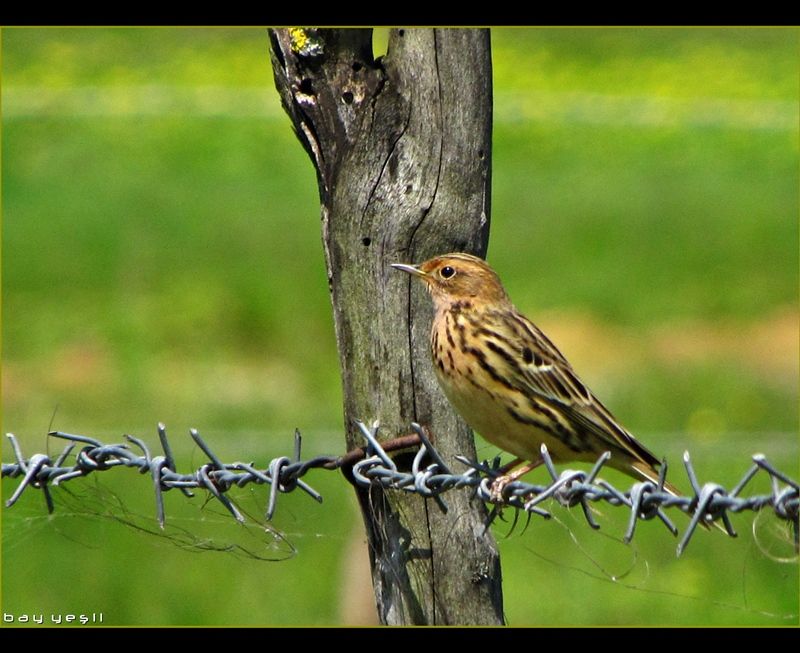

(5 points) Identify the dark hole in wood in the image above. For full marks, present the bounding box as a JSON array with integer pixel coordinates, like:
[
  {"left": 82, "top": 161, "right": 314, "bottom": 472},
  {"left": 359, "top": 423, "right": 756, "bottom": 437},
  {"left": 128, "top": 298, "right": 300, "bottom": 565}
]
[
  {"left": 362, "top": 237, "right": 371, "bottom": 246},
  {"left": 392, "top": 451, "right": 423, "bottom": 473},
  {"left": 342, "top": 91, "right": 354, "bottom": 104},
  {"left": 299, "top": 78, "right": 314, "bottom": 94},
  {"left": 352, "top": 61, "right": 363, "bottom": 72}
]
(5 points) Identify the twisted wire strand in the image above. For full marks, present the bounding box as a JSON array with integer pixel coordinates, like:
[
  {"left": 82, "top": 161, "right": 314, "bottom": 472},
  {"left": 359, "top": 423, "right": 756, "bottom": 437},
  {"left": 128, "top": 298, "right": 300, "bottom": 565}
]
[
  {"left": 3, "top": 420, "right": 797, "bottom": 557},
  {"left": 3, "top": 424, "right": 338, "bottom": 527},
  {"left": 349, "top": 422, "right": 798, "bottom": 556}
]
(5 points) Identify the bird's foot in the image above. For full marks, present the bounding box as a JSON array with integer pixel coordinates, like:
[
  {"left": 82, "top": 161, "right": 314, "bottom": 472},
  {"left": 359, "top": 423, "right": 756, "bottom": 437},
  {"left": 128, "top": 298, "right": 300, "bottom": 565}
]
[
  {"left": 488, "top": 459, "right": 543, "bottom": 503},
  {"left": 489, "top": 475, "right": 515, "bottom": 503}
]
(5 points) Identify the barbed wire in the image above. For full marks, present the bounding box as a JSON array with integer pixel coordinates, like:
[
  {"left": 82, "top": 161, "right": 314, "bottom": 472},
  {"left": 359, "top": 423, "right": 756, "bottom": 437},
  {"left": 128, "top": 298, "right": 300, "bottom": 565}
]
[
  {"left": 3, "top": 421, "right": 798, "bottom": 557},
  {"left": 2, "top": 424, "right": 339, "bottom": 527},
  {"left": 351, "top": 422, "right": 798, "bottom": 556}
]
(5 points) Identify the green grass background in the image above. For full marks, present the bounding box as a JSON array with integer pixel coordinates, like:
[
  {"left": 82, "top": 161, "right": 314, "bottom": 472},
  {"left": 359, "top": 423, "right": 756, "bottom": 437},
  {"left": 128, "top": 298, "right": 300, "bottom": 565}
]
[{"left": 2, "top": 27, "right": 798, "bottom": 626}]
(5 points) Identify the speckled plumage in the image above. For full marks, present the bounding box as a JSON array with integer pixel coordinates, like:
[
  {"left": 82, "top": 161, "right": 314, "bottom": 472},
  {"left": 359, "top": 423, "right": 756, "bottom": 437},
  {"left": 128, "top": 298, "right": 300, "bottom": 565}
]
[{"left": 393, "top": 252, "right": 678, "bottom": 494}]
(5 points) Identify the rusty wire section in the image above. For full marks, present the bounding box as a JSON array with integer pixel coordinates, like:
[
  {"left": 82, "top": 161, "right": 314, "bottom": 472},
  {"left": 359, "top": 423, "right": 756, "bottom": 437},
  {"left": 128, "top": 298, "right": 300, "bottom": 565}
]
[{"left": 3, "top": 420, "right": 798, "bottom": 557}]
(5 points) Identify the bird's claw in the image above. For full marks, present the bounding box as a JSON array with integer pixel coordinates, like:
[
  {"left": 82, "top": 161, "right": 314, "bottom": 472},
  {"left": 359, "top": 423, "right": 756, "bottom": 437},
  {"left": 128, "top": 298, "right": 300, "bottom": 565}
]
[{"left": 489, "top": 475, "right": 514, "bottom": 503}]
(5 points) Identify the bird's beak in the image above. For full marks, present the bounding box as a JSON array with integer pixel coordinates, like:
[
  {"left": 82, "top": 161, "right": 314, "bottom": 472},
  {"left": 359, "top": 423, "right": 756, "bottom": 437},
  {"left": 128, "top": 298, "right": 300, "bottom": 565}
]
[{"left": 391, "top": 262, "right": 428, "bottom": 279}]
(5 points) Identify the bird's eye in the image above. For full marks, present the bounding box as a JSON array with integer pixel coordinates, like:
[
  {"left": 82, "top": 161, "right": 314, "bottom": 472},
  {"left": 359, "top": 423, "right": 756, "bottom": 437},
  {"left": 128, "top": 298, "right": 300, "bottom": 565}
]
[{"left": 440, "top": 266, "right": 456, "bottom": 279}]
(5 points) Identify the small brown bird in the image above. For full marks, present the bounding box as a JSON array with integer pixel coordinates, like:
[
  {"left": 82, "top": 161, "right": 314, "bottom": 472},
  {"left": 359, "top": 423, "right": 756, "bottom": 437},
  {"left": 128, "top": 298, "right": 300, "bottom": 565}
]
[{"left": 392, "top": 252, "right": 682, "bottom": 497}]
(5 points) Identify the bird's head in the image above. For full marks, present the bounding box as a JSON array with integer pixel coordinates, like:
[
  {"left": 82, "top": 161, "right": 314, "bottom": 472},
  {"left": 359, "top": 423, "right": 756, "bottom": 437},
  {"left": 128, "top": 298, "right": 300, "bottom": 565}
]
[{"left": 392, "top": 253, "right": 510, "bottom": 309}]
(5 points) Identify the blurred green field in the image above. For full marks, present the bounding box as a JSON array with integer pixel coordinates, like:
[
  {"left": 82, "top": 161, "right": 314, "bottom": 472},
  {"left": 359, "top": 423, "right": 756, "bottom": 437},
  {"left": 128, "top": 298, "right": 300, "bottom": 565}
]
[{"left": 2, "top": 27, "right": 798, "bottom": 626}]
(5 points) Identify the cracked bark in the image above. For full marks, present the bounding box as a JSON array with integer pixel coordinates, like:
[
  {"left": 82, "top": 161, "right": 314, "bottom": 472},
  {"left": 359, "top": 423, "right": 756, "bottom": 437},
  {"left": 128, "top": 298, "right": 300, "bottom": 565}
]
[{"left": 270, "top": 27, "right": 503, "bottom": 625}]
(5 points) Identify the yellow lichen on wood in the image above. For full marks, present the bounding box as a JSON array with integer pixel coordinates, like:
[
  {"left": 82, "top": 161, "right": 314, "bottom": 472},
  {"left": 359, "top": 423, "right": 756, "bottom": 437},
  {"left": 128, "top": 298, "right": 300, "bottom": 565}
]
[{"left": 289, "top": 28, "right": 323, "bottom": 57}]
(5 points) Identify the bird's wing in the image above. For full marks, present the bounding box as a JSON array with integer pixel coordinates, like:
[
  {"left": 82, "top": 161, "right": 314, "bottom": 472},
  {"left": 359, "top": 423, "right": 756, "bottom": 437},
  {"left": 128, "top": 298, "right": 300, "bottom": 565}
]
[{"left": 483, "top": 309, "right": 661, "bottom": 467}]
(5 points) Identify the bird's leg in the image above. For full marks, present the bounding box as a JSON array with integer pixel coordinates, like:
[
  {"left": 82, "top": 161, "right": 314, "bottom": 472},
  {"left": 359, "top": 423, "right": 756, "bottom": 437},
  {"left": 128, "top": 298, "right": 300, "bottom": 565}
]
[
  {"left": 489, "top": 458, "right": 544, "bottom": 502},
  {"left": 497, "top": 457, "right": 523, "bottom": 475}
]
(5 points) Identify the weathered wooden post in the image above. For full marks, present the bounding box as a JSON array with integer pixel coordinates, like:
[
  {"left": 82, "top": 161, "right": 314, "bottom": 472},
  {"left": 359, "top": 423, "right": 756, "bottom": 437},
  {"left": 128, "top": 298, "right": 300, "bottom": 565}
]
[{"left": 270, "top": 27, "right": 503, "bottom": 625}]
